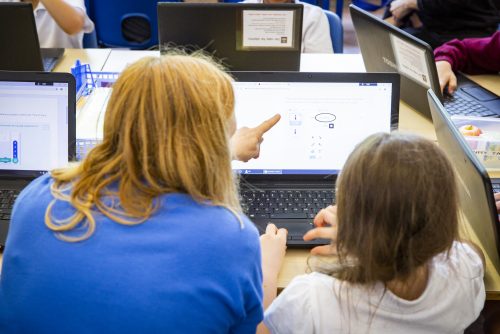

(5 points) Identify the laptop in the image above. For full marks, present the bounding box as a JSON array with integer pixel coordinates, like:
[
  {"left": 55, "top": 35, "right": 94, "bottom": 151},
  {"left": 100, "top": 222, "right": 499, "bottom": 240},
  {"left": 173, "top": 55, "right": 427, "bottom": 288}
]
[
  {"left": 0, "top": 71, "right": 76, "bottom": 248},
  {"left": 427, "top": 90, "right": 500, "bottom": 272},
  {"left": 231, "top": 72, "right": 400, "bottom": 247},
  {"left": 0, "top": 3, "right": 64, "bottom": 72},
  {"left": 157, "top": 3, "right": 303, "bottom": 71},
  {"left": 350, "top": 5, "right": 500, "bottom": 119}
]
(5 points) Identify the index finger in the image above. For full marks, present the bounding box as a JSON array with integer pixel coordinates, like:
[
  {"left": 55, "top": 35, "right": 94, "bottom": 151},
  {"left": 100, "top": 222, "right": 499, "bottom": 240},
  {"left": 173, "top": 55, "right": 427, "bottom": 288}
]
[
  {"left": 255, "top": 114, "right": 281, "bottom": 136},
  {"left": 313, "top": 205, "right": 337, "bottom": 227}
]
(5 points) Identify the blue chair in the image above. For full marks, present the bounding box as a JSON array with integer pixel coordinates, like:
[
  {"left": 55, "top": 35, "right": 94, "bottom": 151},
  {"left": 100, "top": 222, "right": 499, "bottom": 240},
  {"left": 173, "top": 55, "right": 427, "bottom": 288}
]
[
  {"left": 323, "top": 10, "right": 343, "bottom": 53},
  {"left": 83, "top": 30, "right": 98, "bottom": 48},
  {"left": 83, "top": 0, "right": 97, "bottom": 48},
  {"left": 87, "top": 0, "right": 181, "bottom": 49},
  {"left": 300, "top": 0, "right": 330, "bottom": 10},
  {"left": 352, "top": 0, "right": 390, "bottom": 11}
]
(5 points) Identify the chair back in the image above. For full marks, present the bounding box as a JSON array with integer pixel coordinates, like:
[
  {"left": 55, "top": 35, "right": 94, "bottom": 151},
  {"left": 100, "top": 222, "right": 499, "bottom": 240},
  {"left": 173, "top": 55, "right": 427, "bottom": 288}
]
[
  {"left": 87, "top": 0, "right": 181, "bottom": 49},
  {"left": 323, "top": 10, "right": 343, "bottom": 53},
  {"left": 83, "top": 30, "right": 98, "bottom": 48},
  {"left": 300, "top": 0, "right": 329, "bottom": 10},
  {"left": 352, "top": 0, "right": 390, "bottom": 11}
]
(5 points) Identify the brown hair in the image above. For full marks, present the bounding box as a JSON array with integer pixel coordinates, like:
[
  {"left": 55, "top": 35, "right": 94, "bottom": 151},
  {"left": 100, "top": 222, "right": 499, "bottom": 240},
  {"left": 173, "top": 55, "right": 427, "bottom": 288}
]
[
  {"left": 45, "top": 54, "right": 240, "bottom": 241},
  {"left": 330, "top": 132, "right": 459, "bottom": 284}
]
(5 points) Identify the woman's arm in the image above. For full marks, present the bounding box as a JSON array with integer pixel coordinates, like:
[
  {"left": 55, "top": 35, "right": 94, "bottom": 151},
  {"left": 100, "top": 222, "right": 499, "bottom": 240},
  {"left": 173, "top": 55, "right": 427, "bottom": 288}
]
[
  {"left": 40, "top": 0, "right": 85, "bottom": 35},
  {"left": 257, "top": 224, "right": 287, "bottom": 334},
  {"left": 230, "top": 114, "right": 281, "bottom": 162}
]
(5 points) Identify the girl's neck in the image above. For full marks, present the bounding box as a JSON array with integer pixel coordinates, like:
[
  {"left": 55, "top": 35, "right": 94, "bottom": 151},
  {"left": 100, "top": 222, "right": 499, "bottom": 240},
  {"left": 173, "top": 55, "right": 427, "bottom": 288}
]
[{"left": 385, "top": 264, "right": 429, "bottom": 301}]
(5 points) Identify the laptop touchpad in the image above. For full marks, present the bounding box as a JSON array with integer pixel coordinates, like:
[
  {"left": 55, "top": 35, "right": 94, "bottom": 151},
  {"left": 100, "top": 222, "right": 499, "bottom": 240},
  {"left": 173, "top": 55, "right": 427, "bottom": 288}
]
[{"left": 461, "top": 86, "right": 498, "bottom": 102}]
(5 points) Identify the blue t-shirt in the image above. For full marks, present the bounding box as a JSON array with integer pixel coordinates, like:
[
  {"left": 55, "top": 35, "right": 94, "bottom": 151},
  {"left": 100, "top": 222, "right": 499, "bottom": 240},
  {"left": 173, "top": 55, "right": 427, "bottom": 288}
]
[{"left": 0, "top": 174, "right": 263, "bottom": 333}]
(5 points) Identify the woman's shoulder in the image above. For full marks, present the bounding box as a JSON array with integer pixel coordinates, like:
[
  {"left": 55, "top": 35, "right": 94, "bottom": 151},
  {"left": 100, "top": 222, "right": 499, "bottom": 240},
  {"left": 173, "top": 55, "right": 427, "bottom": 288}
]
[{"left": 16, "top": 173, "right": 53, "bottom": 203}]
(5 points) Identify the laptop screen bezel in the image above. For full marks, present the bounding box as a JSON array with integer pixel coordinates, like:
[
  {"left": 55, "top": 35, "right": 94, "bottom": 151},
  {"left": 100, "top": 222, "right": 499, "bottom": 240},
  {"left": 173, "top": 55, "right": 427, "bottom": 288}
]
[
  {"left": 0, "top": 71, "right": 76, "bottom": 179},
  {"left": 230, "top": 71, "right": 400, "bottom": 182}
]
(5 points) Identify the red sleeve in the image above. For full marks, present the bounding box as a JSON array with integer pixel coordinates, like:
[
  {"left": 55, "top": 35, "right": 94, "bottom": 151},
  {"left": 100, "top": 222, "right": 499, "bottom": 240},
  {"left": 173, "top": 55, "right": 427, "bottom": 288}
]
[{"left": 434, "top": 32, "right": 500, "bottom": 74}]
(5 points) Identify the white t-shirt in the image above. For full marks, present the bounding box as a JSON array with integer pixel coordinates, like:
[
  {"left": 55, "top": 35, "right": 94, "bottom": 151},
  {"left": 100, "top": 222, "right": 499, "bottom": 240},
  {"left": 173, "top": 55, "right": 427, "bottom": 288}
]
[
  {"left": 3, "top": 0, "right": 94, "bottom": 48},
  {"left": 265, "top": 242, "right": 485, "bottom": 334},
  {"left": 242, "top": 0, "right": 333, "bottom": 53}
]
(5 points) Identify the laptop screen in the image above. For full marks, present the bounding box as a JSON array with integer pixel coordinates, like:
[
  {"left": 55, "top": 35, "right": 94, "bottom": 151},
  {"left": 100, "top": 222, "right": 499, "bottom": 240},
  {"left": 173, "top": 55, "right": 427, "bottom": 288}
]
[
  {"left": 232, "top": 79, "right": 395, "bottom": 175},
  {"left": 0, "top": 79, "right": 70, "bottom": 176}
]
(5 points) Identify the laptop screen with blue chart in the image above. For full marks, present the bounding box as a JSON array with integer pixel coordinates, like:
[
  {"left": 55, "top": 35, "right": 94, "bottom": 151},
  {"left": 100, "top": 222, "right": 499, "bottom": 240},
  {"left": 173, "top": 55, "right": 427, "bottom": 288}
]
[
  {"left": 0, "top": 74, "right": 75, "bottom": 177},
  {"left": 0, "top": 71, "right": 75, "bottom": 247},
  {"left": 231, "top": 73, "right": 399, "bottom": 175}
]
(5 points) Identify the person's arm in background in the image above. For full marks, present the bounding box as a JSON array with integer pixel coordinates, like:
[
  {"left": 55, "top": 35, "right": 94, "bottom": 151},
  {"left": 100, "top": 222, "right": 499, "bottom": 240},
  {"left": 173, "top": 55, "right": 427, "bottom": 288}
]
[
  {"left": 40, "top": 0, "right": 86, "bottom": 35},
  {"left": 389, "top": 0, "right": 419, "bottom": 24},
  {"left": 435, "top": 32, "right": 500, "bottom": 93}
]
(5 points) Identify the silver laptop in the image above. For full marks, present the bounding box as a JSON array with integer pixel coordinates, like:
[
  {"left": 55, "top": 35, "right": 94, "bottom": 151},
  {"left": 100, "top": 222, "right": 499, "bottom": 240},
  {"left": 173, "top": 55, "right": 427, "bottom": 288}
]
[
  {"left": 0, "top": 71, "right": 76, "bottom": 248},
  {"left": 351, "top": 4, "right": 500, "bottom": 119},
  {"left": 427, "top": 89, "right": 500, "bottom": 271},
  {"left": 231, "top": 71, "right": 400, "bottom": 247}
]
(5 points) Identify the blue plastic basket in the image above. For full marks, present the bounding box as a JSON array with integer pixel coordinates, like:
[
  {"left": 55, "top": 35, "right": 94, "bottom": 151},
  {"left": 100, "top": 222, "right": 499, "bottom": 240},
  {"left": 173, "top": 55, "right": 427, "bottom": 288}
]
[{"left": 71, "top": 60, "right": 120, "bottom": 99}]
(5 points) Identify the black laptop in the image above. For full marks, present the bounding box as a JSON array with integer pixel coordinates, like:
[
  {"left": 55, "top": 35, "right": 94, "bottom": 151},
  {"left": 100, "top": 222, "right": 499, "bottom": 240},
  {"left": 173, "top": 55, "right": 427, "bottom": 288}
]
[
  {"left": 157, "top": 3, "right": 303, "bottom": 71},
  {"left": 231, "top": 72, "right": 400, "bottom": 247},
  {"left": 0, "top": 71, "right": 76, "bottom": 248},
  {"left": 350, "top": 5, "right": 500, "bottom": 119},
  {"left": 427, "top": 90, "right": 500, "bottom": 271},
  {"left": 0, "top": 3, "right": 64, "bottom": 72}
]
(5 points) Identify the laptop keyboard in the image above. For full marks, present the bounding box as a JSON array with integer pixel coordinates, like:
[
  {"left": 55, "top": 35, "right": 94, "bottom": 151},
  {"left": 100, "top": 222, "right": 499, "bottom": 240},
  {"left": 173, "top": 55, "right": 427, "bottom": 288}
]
[
  {"left": 42, "top": 57, "right": 58, "bottom": 72},
  {"left": 492, "top": 182, "right": 500, "bottom": 193},
  {"left": 241, "top": 189, "right": 335, "bottom": 220},
  {"left": 444, "top": 94, "right": 497, "bottom": 117},
  {"left": 0, "top": 189, "right": 19, "bottom": 221}
]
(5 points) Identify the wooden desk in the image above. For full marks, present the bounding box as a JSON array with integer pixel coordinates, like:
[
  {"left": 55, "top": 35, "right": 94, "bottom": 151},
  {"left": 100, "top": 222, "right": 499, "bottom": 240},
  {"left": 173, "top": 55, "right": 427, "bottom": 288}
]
[
  {"left": 53, "top": 48, "right": 111, "bottom": 73},
  {"left": 1, "top": 50, "right": 499, "bottom": 299}
]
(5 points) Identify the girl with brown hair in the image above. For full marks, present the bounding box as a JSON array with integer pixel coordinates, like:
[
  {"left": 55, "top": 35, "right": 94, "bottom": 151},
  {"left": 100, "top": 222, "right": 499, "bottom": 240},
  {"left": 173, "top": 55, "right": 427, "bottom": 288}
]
[
  {"left": 0, "top": 54, "right": 279, "bottom": 333},
  {"left": 260, "top": 132, "right": 486, "bottom": 333}
]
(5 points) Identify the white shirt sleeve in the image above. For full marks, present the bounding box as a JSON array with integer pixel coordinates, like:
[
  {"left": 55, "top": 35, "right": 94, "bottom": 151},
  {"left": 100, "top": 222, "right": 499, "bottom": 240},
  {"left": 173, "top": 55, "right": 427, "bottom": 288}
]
[
  {"left": 264, "top": 275, "right": 315, "bottom": 334},
  {"left": 63, "top": 0, "right": 94, "bottom": 33},
  {"left": 450, "top": 241, "right": 485, "bottom": 319},
  {"left": 300, "top": 3, "right": 333, "bottom": 54}
]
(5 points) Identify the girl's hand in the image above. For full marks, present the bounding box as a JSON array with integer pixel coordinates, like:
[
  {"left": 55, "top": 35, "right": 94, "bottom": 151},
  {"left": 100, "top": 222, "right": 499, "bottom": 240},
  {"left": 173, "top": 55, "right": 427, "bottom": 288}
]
[
  {"left": 303, "top": 205, "right": 338, "bottom": 256},
  {"left": 436, "top": 61, "right": 457, "bottom": 95},
  {"left": 260, "top": 223, "right": 287, "bottom": 279},
  {"left": 495, "top": 192, "right": 500, "bottom": 213}
]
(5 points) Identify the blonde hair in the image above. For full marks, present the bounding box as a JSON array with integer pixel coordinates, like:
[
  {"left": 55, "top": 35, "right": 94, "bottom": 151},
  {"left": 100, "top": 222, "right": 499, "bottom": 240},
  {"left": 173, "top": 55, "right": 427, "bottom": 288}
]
[
  {"left": 45, "top": 54, "right": 240, "bottom": 241},
  {"left": 324, "top": 132, "right": 459, "bottom": 284}
]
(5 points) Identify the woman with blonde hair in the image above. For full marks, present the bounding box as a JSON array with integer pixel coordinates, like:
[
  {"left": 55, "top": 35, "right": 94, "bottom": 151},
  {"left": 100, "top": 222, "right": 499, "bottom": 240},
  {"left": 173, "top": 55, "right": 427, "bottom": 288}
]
[
  {"left": 0, "top": 54, "right": 278, "bottom": 333},
  {"left": 260, "top": 132, "right": 486, "bottom": 333}
]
